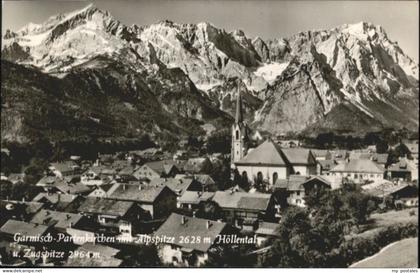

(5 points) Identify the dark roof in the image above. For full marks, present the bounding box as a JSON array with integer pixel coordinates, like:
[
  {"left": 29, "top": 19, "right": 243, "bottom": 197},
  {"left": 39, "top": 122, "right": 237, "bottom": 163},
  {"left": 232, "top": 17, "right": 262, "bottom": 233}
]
[
  {"left": 108, "top": 183, "right": 173, "bottom": 203},
  {"left": 236, "top": 139, "right": 286, "bottom": 166},
  {"left": 78, "top": 197, "right": 134, "bottom": 217},
  {"left": 30, "top": 209, "right": 83, "bottom": 229},
  {"left": 0, "top": 219, "right": 49, "bottom": 237},
  {"left": 212, "top": 191, "right": 271, "bottom": 211},
  {"left": 154, "top": 213, "right": 227, "bottom": 252}
]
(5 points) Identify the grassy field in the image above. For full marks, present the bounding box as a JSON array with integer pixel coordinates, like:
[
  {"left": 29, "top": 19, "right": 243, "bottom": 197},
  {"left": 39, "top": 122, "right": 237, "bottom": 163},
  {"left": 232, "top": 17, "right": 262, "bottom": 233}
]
[
  {"left": 348, "top": 208, "right": 418, "bottom": 240},
  {"left": 350, "top": 237, "right": 418, "bottom": 268}
]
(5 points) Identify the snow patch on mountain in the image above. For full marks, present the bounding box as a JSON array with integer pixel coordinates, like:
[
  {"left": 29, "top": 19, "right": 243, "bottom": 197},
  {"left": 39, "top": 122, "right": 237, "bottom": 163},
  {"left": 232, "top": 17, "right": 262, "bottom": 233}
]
[{"left": 254, "top": 62, "right": 289, "bottom": 84}]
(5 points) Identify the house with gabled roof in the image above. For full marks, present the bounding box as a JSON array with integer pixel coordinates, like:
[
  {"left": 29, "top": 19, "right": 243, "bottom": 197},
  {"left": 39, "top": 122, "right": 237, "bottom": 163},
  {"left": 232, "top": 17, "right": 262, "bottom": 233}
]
[
  {"left": 175, "top": 174, "right": 217, "bottom": 192},
  {"left": 81, "top": 165, "right": 117, "bottom": 186},
  {"left": 362, "top": 180, "right": 418, "bottom": 208},
  {"left": 387, "top": 158, "right": 416, "bottom": 181},
  {"left": 147, "top": 178, "right": 197, "bottom": 198},
  {"left": 49, "top": 161, "right": 81, "bottom": 178},
  {"left": 326, "top": 150, "right": 348, "bottom": 163},
  {"left": 30, "top": 209, "right": 86, "bottom": 232},
  {"left": 133, "top": 160, "right": 180, "bottom": 181},
  {"left": 212, "top": 190, "right": 274, "bottom": 230},
  {"left": 154, "top": 213, "right": 231, "bottom": 266},
  {"left": 106, "top": 183, "right": 177, "bottom": 219},
  {"left": 78, "top": 197, "right": 148, "bottom": 235},
  {"left": 329, "top": 159, "right": 385, "bottom": 184},
  {"left": 178, "top": 191, "right": 215, "bottom": 210},
  {"left": 0, "top": 219, "right": 52, "bottom": 249},
  {"left": 310, "top": 149, "right": 329, "bottom": 161},
  {"left": 88, "top": 183, "right": 119, "bottom": 198},
  {"left": 274, "top": 175, "right": 331, "bottom": 207},
  {"left": 282, "top": 148, "right": 317, "bottom": 176},
  {"left": 255, "top": 221, "right": 280, "bottom": 246},
  {"left": 32, "top": 193, "right": 84, "bottom": 213},
  {"left": 317, "top": 159, "right": 337, "bottom": 175}
]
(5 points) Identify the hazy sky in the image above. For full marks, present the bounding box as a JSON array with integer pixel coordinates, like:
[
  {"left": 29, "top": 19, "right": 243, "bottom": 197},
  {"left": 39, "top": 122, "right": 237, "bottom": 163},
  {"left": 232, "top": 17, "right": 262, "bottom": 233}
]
[{"left": 2, "top": 0, "right": 419, "bottom": 60}]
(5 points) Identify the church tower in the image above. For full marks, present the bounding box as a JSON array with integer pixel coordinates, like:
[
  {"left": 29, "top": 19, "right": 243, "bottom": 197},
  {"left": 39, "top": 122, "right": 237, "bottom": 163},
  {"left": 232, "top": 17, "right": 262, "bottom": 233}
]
[{"left": 231, "top": 82, "right": 248, "bottom": 167}]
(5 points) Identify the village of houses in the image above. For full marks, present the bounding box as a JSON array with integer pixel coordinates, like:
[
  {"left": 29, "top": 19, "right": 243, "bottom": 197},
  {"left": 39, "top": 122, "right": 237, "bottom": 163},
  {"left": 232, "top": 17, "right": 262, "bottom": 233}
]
[{"left": 0, "top": 93, "right": 418, "bottom": 267}]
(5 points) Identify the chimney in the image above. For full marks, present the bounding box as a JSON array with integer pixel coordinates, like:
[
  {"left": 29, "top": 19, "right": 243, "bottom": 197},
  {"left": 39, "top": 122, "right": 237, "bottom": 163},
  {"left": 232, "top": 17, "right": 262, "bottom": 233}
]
[
  {"left": 139, "top": 185, "right": 142, "bottom": 190},
  {"left": 181, "top": 215, "right": 186, "bottom": 224},
  {"left": 206, "top": 220, "right": 212, "bottom": 229},
  {"left": 22, "top": 197, "right": 25, "bottom": 202},
  {"left": 197, "top": 191, "right": 202, "bottom": 197}
]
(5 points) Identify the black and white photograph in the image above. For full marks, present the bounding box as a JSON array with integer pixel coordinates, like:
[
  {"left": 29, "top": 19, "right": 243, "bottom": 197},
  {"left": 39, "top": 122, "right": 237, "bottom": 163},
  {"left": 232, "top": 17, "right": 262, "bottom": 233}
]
[{"left": 0, "top": 0, "right": 418, "bottom": 270}]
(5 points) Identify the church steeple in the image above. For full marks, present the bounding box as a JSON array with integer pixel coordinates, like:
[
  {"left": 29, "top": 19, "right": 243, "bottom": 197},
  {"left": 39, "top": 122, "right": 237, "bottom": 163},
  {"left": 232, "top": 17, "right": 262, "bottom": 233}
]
[
  {"left": 235, "top": 85, "right": 244, "bottom": 124},
  {"left": 231, "top": 80, "right": 248, "bottom": 167}
]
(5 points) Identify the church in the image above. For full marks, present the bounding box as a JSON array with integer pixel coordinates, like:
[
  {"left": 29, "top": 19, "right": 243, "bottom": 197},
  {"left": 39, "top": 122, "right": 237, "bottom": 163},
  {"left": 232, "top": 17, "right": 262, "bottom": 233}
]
[{"left": 231, "top": 86, "right": 317, "bottom": 186}]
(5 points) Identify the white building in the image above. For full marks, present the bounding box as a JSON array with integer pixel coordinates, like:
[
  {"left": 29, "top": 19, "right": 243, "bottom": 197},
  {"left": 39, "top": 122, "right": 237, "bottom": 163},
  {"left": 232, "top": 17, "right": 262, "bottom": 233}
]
[{"left": 329, "top": 159, "right": 385, "bottom": 184}]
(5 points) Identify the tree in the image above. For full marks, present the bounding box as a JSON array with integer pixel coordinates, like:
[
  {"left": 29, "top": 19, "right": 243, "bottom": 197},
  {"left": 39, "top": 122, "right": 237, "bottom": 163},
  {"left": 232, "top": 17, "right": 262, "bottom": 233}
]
[
  {"left": 196, "top": 200, "right": 223, "bottom": 220},
  {"left": 24, "top": 158, "right": 49, "bottom": 185},
  {"left": 206, "top": 129, "right": 231, "bottom": 154},
  {"left": 375, "top": 140, "right": 389, "bottom": 154}
]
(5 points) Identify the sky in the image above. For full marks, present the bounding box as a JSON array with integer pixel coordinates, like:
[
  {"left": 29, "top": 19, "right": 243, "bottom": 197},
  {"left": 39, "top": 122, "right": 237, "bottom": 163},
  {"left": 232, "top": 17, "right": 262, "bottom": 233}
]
[{"left": 2, "top": 0, "right": 419, "bottom": 60}]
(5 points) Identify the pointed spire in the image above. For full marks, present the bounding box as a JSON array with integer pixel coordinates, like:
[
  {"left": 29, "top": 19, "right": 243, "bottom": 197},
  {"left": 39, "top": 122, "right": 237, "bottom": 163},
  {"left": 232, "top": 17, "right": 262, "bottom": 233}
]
[{"left": 235, "top": 80, "right": 243, "bottom": 124}]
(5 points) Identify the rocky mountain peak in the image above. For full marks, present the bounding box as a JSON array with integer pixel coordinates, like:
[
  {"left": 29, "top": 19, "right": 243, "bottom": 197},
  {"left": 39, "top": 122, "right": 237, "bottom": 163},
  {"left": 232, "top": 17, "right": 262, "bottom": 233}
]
[{"left": 2, "top": 5, "right": 418, "bottom": 139}]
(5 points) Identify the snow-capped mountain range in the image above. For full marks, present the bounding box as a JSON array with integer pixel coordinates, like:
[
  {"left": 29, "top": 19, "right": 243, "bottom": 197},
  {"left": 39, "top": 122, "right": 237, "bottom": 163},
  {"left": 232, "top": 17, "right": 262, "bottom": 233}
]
[{"left": 2, "top": 4, "right": 418, "bottom": 142}]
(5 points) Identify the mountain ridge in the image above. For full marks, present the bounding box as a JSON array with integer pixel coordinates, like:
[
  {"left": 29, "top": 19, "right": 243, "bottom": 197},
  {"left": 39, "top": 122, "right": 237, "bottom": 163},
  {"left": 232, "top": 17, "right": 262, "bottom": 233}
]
[{"left": 2, "top": 4, "right": 418, "bottom": 144}]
